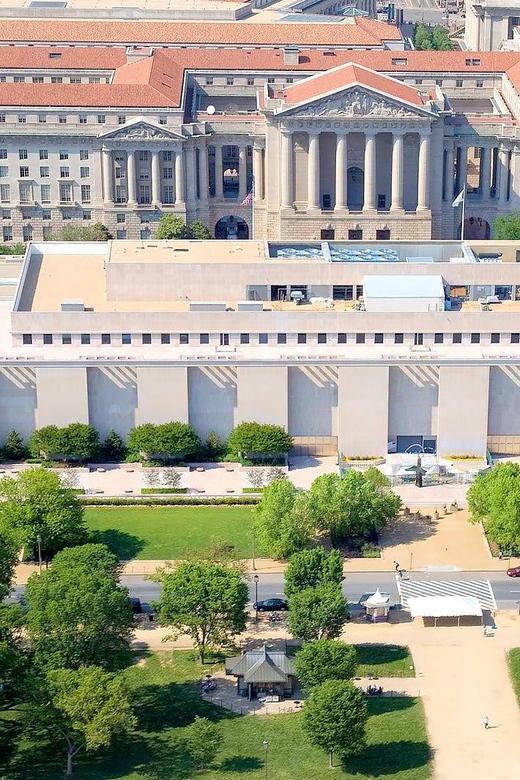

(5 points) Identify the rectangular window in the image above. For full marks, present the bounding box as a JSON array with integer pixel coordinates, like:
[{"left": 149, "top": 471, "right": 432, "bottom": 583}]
[
  {"left": 18, "top": 115, "right": 26, "bottom": 124},
  {"left": 162, "top": 151, "right": 173, "bottom": 162},
  {"left": 0, "top": 150, "right": 6, "bottom": 159},
  {"left": 205, "top": 77, "right": 213, "bottom": 85},
  {"left": 259, "top": 333, "right": 268, "bottom": 345},
  {"left": 0, "top": 167, "right": 8, "bottom": 178},
  {"left": 338, "top": 333, "right": 347, "bottom": 344},
  {"left": 62, "top": 334, "right": 72, "bottom": 345},
  {"left": 297, "top": 333, "right": 307, "bottom": 344},
  {"left": 317, "top": 333, "right": 327, "bottom": 344},
  {"left": 43, "top": 333, "right": 53, "bottom": 345},
  {"left": 356, "top": 333, "right": 365, "bottom": 344},
  {"left": 394, "top": 333, "right": 404, "bottom": 344},
  {"left": 101, "top": 333, "right": 111, "bottom": 345},
  {"left": 277, "top": 333, "right": 287, "bottom": 345},
  {"left": 51, "top": 77, "right": 63, "bottom": 84},
  {"left": 0, "top": 185, "right": 10, "bottom": 203},
  {"left": 116, "top": 229, "right": 126, "bottom": 240},
  {"left": 33, "top": 76, "right": 44, "bottom": 83},
  {"left": 374, "top": 333, "right": 384, "bottom": 344},
  {"left": 81, "top": 334, "right": 90, "bottom": 345},
  {"left": 476, "top": 79, "right": 484, "bottom": 88},
  {"left": 39, "top": 150, "right": 48, "bottom": 160},
  {"left": 490, "top": 333, "right": 500, "bottom": 344},
  {"left": 453, "top": 333, "right": 462, "bottom": 344},
  {"left": 0, "top": 116, "right": 5, "bottom": 124},
  {"left": 80, "top": 185, "right": 91, "bottom": 203},
  {"left": 80, "top": 167, "right": 90, "bottom": 178},
  {"left": 59, "top": 183, "right": 72, "bottom": 202},
  {"left": 58, "top": 114, "right": 67, "bottom": 124},
  {"left": 226, "top": 76, "right": 234, "bottom": 85},
  {"left": 89, "top": 77, "right": 100, "bottom": 84},
  {"left": 200, "top": 333, "right": 209, "bottom": 345},
  {"left": 97, "top": 115, "right": 106, "bottom": 124},
  {"left": 376, "top": 229, "right": 390, "bottom": 240},
  {"left": 79, "top": 115, "right": 87, "bottom": 124},
  {"left": 2, "top": 226, "right": 12, "bottom": 241},
  {"left": 160, "top": 333, "right": 171, "bottom": 345},
  {"left": 122, "top": 334, "right": 131, "bottom": 345},
  {"left": 42, "top": 209, "right": 51, "bottom": 220},
  {"left": 60, "top": 167, "right": 69, "bottom": 178},
  {"left": 436, "top": 78, "right": 443, "bottom": 86},
  {"left": 19, "top": 149, "right": 27, "bottom": 160},
  {"left": 240, "top": 333, "right": 250, "bottom": 344},
  {"left": 247, "top": 77, "right": 255, "bottom": 85},
  {"left": 38, "top": 114, "right": 47, "bottom": 124},
  {"left": 434, "top": 333, "right": 444, "bottom": 344},
  {"left": 471, "top": 333, "right": 480, "bottom": 344},
  {"left": 14, "top": 77, "right": 25, "bottom": 83},
  {"left": 456, "top": 79, "right": 463, "bottom": 87},
  {"left": 118, "top": 116, "right": 126, "bottom": 125},
  {"left": 22, "top": 334, "right": 32, "bottom": 345},
  {"left": 80, "top": 150, "right": 89, "bottom": 160},
  {"left": 1, "top": 209, "right": 10, "bottom": 219},
  {"left": 70, "top": 77, "right": 81, "bottom": 84},
  {"left": 22, "top": 225, "right": 32, "bottom": 241},
  {"left": 163, "top": 167, "right": 173, "bottom": 179},
  {"left": 158, "top": 118, "right": 167, "bottom": 125},
  {"left": 116, "top": 213, "right": 126, "bottom": 223},
  {"left": 142, "top": 333, "right": 152, "bottom": 345},
  {"left": 19, "top": 182, "right": 31, "bottom": 203},
  {"left": 19, "top": 166, "right": 29, "bottom": 178},
  {"left": 162, "top": 185, "right": 174, "bottom": 205},
  {"left": 59, "top": 151, "right": 68, "bottom": 160},
  {"left": 512, "top": 333, "right": 520, "bottom": 344},
  {"left": 414, "top": 333, "right": 424, "bottom": 346},
  {"left": 180, "top": 333, "right": 189, "bottom": 345},
  {"left": 349, "top": 229, "right": 362, "bottom": 240},
  {"left": 40, "top": 184, "right": 51, "bottom": 203},
  {"left": 42, "top": 225, "right": 52, "bottom": 240}
]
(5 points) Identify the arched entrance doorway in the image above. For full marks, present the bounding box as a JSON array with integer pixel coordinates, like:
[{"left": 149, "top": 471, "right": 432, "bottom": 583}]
[
  {"left": 463, "top": 217, "right": 490, "bottom": 239},
  {"left": 215, "top": 215, "right": 249, "bottom": 240},
  {"left": 347, "top": 166, "right": 364, "bottom": 211}
]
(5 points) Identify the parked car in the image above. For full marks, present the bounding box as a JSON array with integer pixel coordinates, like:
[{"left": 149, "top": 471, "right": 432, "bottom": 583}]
[
  {"left": 253, "top": 598, "right": 288, "bottom": 612},
  {"left": 507, "top": 566, "right": 520, "bottom": 578}
]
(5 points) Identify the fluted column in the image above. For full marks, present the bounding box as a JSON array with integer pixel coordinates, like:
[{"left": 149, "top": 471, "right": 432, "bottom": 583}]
[
  {"left": 307, "top": 131, "right": 320, "bottom": 211},
  {"left": 498, "top": 146, "right": 509, "bottom": 202},
  {"left": 127, "top": 150, "right": 136, "bottom": 205},
  {"left": 215, "top": 144, "right": 224, "bottom": 199},
  {"left": 363, "top": 131, "right": 376, "bottom": 211},
  {"left": 457, "top": 145, "right": 467, "bottom": 194},
  {"left": 238, "top": 146, "right": 248, "bottom": 201},
  {"left": 253, "top": 141, "right": 264, "bottom": 201},
  {"left": 199, "top": 145, "right": 209, "bottom": 201},
  {"left": 102, "top": 148, "right": 113, "bottom": 206},
  {"left": 151, "top": 149, "right": 161, "bottom": 206},
  {"left": 185, "top": 146, "right": 196, "bottom": 205},
  {"left": 417, "top": 131, "right": 431, "bottom": 211},
  {"left": 175, "top": 149, "right": 185, "bottom": 206},
  {"left": 390, "top": 132, "right": 404, "bottom": 211},
  {"left": 281, "top": 131, "right": 293, "bottom": 209},
  {"left": 334, "top": 133, "right": 347, "bottom": 211},
  {"left": 480, "top": 146, "right": 492, "bottom": 200},
  {"left": 443, "top": 145, "right": 454, "bottom": 202}
]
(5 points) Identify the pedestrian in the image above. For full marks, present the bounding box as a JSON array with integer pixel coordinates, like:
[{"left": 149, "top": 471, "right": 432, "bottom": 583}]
[
  {"left": 482, "top": 624, "right": 487, "bottom": 637},
  {"left": 483, "top": 716, "right": 489, "bottom": 729},
  {"left": 394, "top": 560, "right": 400, "bottom": 572}
]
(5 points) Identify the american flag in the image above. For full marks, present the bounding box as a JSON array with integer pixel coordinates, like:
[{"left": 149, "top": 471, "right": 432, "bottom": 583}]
[{"left": 241, "top": 190, "right": 253, "bottom": 205}]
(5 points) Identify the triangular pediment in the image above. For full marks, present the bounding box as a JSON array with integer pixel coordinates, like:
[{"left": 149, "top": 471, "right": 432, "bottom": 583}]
[
  {"left": 277, "top": 86, "right": 432, "bottom": 119},
  {"left": 98, "top": 118, "right": 184, "bottom": 142}
]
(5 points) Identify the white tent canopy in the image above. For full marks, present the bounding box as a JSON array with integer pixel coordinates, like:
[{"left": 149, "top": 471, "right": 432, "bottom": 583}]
[
  {"left": 365, "top": 588, "right": 390, "bottom": 607},
  {"left": 408, "top": 595, "right": 483, "bottom": 621}
]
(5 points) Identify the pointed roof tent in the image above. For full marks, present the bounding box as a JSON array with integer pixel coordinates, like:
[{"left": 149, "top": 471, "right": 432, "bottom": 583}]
[
  {"left": 226, "top": 645, "right": 296, "bottom": 683},
  {"left": 280, "top": 62, "right": 425, "bottom": 109},
  {"left": 365, "top": 588, "right": 390, "bottom": 607}
]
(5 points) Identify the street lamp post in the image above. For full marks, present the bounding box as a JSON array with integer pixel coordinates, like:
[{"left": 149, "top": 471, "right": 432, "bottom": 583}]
[
  {"left": 262, "top": 740, "right": 269, "bottom": 780},
  {"left": 36, "top": 534, "right": 42, "bottom": 574},
  {"left": 254, "top": 574, "right": 259, "bottom": 622}
]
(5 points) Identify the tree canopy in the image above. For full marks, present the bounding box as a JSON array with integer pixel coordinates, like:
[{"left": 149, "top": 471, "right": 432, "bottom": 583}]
[
  {"left": 302, "top": 679, "right": 367, "bottom": 768},
  {"left": 159, "top": 561, "right": 248, "bottom": 662},
  {"left": 467, "top": 462, "right": 520, "bottom": 551},
  {"left": 126, "top": 422, "right": 202, "bottom": 462},
  {"left": 155, "top": 214, "right": 187, "bottom": 239},
  {"left": 188, "top": 220, "right": 212, "bottom": 240},
  {"left": 295, "top": 639, "right": 357, "bottom": 690},
  {"left": 227, "top": 422, "right": 293, "bottom": 459},
  {"left": 25, "top": 543, "right": 133, "bottom": 671},
  {"left": 254, "top": 479, "right": 313, "bottom": 559},
  {"left": 287, "top": 584, "right": 349, "bottom": 641},
  {"left": 0, "top": 468, "right": 86, "bottom": 560},
  {"left": 284, "top": 547, "right": 344, "bottom": 597},
  {"left": 52, "top": 222, "right": 112, "bottom": 241},
  {"left": 414, "top": 23, "right": 451, "bottom": 50},
  {"left": 185, "top": 716, "right": 223, "bottom": 770},
  {"left": 32, "top": 666, "right": 136, "bottom": 777},
  {"left": 494, "top": 213, "right": 520, "bottom": 240},
  {"left": 29, "top": 423, "right": 100, "bottom": 462},
  {"left": 3, "top": 430, "right": 27, "bottom": 460}
]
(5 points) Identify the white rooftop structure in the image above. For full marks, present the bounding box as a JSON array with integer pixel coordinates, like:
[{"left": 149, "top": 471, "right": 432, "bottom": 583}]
[
  {"left": 408, "top": 595, "right": 483, "bottom": 622},
  {"left": 363, "top": 275, "right": 445, "bottom": 312}
]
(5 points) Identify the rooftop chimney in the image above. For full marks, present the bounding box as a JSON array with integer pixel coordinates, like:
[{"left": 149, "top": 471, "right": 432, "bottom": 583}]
[{"left": 283, "top": 47, "right": 300, "bottom": 66}]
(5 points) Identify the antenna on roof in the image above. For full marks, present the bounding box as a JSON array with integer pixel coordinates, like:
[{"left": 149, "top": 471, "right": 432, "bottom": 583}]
[{"left": 206, "top": 105, "right": 216, "bottom": 115}]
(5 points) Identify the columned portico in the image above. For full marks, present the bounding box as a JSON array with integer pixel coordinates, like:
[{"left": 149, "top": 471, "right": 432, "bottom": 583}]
[
  {"left": 498, "top": 145, "right": 509, "bottom": 202},
  {"left": 363, "top": 131, "right": 377, "bottom": 211},
  {"left": 238, "top": 145, "right": 248, "bottom": 201},
  {"left": 281, "top": 131, "right": 294, "bottom": 209},
  {"left": 417, "top": 131, "right": 431, "bottom": 211},
  {"left": 457, "top": 144, "right": 467, "bottom": 193},
  {"left": 307, "top": 132, "right": 320, "bottom": 211},
  {"left": 175, "top": 149, "right": 185, "bottom": 206},
  {"left": 334, "top": 133, "right": 348, "bottom": 212},
  {"left": 390, "top": 132, "right": 404, "bottom": 211},
  {"left": 253, "top": 141, "right": 265, "bottom": 201},
  {"left": 127, "top": 150, "right": 137, "bottom": 206},
  {"left": 102, "top": 148, "right": 113, "bottom": 206},
  {"left": 443, "top": 144, "right": 454, "bottom": 202},
  {"left": 199, "top": 144, "right": 209, "bottom": 201},
  {"left": 215, "top": 144, "right": 224, "bottom": 199},
  {"left": 151, "top": 149, "right": 161, "bottom": 206}
]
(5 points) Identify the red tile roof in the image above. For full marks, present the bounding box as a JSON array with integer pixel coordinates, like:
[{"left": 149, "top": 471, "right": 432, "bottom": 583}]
[
  {"left": 0, "top": 45, "right": 126, "bottom": 69},
  {"left": 0, "top": 18, "right": 403, "bottom": 46},
  {"left": 0, "top": 83, "right": 178, "bottom": 107},
  {"left": 281, "top": 62, "right": 425, "bottom": 106}
]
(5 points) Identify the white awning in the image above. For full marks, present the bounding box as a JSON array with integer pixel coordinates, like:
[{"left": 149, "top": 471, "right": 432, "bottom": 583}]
[{"left": 408, "top": 595, "right": 483, "bottom": 619}]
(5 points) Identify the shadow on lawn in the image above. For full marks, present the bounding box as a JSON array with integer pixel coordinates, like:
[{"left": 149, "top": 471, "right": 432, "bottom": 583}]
[
  {"left": 89, "top": 529, "right": 145, "bottom": 559},
  {"left": 366, "top": 697, "right": 416, "bottom": 715},
  {"left": 345, "top": 740, "right": 431, "bottom": 777},
  {"left": 218, "top": 756, "right": 263, "bottom": 772},
  {"left": 133, "top": 682, "right": 236, "bottom": 732},
  {"left": 355, "top": 643, "right": 410, "bottom": 667}
]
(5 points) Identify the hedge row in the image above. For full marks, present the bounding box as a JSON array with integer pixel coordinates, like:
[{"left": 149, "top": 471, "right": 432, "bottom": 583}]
[{"left": 80, "top": 496, "right": 261, "bottom": 506}]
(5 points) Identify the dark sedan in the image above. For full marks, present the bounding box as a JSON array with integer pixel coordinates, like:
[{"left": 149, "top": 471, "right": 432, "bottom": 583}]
[{"left": 253, "top": 598, "right": 288, "bottom": 612}]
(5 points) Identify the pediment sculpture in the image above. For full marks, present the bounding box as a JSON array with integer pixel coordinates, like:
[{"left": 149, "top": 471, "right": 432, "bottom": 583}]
[
  {"left": 289, "top": 88, "right": 418, "bottom": 118},
  {"left": 102, "top": 122, "right": 182, "bottom": 141}
]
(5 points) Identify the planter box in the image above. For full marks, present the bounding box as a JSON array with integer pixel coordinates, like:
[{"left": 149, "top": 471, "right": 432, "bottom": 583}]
[{"left": 342, "top": 458, "right": 386, "bottom": 470}]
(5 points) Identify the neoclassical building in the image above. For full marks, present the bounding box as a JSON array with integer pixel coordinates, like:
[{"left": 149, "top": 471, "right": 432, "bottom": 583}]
[{"left": 0, "top": 27, "right": 519, "bottom": 242}]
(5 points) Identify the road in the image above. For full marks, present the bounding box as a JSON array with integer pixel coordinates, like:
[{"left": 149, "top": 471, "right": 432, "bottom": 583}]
[{"left": 8, "top": 570, "right": 520, "bottom": 610}]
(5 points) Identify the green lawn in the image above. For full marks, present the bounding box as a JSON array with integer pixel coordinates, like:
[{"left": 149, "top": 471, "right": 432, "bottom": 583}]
[
  {"left": 2, "top": 650, "right": 431, "bottom": 780},
  {"left": 355, "top": 644, "right": 415, "bottom": 678},
  {"left": 85, "top": 506, "right": 261, "bottom": 559},
  {"left": 507, "top": 648, "right": 520, "bottom": 704}
]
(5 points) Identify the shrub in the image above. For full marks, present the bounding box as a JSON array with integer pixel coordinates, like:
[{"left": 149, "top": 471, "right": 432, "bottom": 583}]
[
  {"left": 227, "top": 422, "right": 293, "bottom": 460},
  {"left": 127, "top": 422, "right": 202, "bottom": 462},
  {"left": 4, "top": 430, "right": 27, "bottom": 460}
]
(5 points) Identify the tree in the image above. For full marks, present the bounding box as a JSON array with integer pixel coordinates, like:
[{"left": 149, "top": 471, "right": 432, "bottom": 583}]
[
  {"left": 431, "top": 25, "right": 452, "bottom": 50},
  {"left": 302, "top": 679, "right": 367, "bottom": 768},
  {"left": 467, "top": 462, "right": 520, "bottom": 551},
  {"left": 308, "top": 470, "right": 401, "bottom": 541},
  {"left": 206, "top": 431, "right": 224, "bottom": 458},
  {"left": 102, "top": 430, "right": 126, "bottom": 461},
  {"left": 227, "top": 422, "right": 293, "bottom": 460},
  {"left": 53, "top": 222, "right": 112, "bottom": 241},
  {"left": 127, "top": 422, "right": 202, "bottom": 462},
  {"left": 3, "top": 430, "right": 26, "bottom": 460},
  {"left": 29, "top": 424, "right": 99, "bottom": 462},
  {"left": 254, "top": 479, "right": 313, "bottom": 559},
  {"left": 414, "top": 23, "right": 432, "bottom": 50},
  {"left": 0, "top": 531, "right": 17, "bottom": 600},
  {"left": 188, "top": 220, "right": 212, "bottom": 240},
  {"left": 25, "top": 543, "right": 133, "bottom": 671},
  {"left": 155, "top": 214, "right": 187, "bottom": 240},
  {"left": 0, "top": 243, "right": 25, "bottom": 256},
  {"left": 494, "top": 213, "right": 520, "bottom": 240},
  {"left": 162, "top": 468, "right": 181, "bottom": 489},
  {"left": 295, "top": 639, "right": 357, "bottom": 690},
  {"left": 288, "top": 584, "right": 348, "bottom": 641},
  {"left": 246, "top": 468, "right": 265, "bottom": 489},
  {"left": 143, "top": 467, "right": 161, "bottom": 489},
  {"left": 59, "top": 468, "right": 80, "bottom": 490},
  {"left": 185, "top": 716, "right": 223, "bottom": 770},
  {"left": 284, "top": 547, "right": 343, "bottom": 598},
  {"left": 0, "top": 467, "right": 86, "bottom": 560},
  {"left": 159, "top": 561, "right": 248, "bottom": 663},
  {"left": 29, "top": 425, "right": 63, "bottom": 460},
  {"left": 32, "top": 666, "right": 136, "bottom": 777},
  {"left": 0, "top": 603, "right": 27, "bottom": 709}
]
